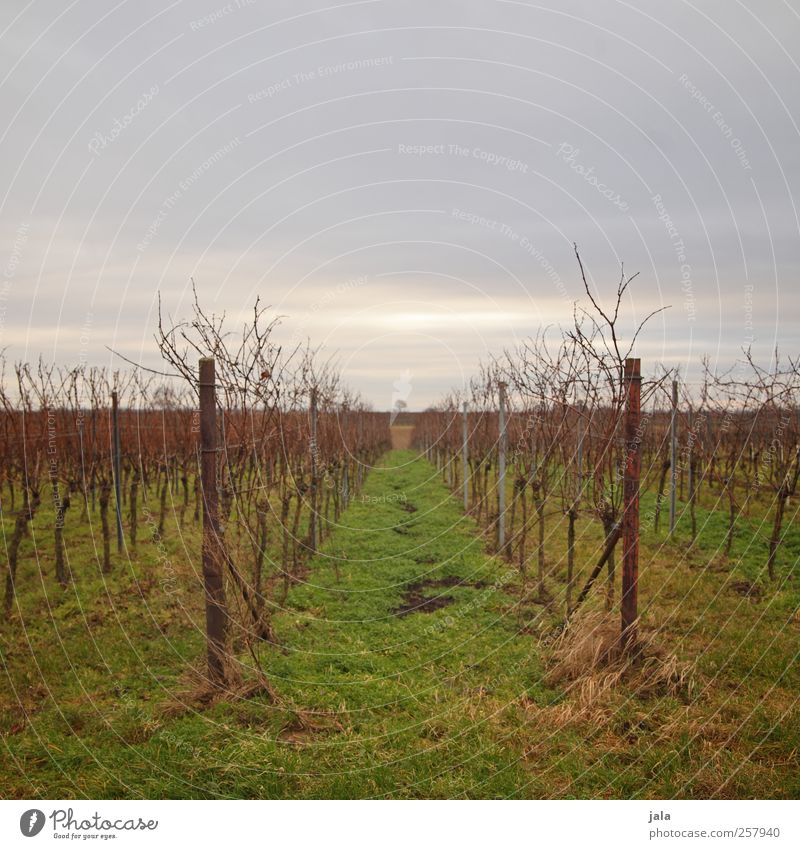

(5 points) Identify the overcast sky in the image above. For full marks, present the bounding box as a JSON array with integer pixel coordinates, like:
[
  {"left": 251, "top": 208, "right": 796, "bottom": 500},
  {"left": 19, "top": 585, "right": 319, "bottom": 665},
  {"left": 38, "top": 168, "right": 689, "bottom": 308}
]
[{"left": 1, "top": 0, "right": 798, "bottom": 408}]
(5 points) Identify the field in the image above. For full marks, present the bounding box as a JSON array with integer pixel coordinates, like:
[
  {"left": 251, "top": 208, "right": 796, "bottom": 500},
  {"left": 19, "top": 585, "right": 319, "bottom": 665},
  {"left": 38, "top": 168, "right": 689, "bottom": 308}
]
[
  {"left": 390, "top": 424, "right": 414, "bottom": 449},
  {"left": 1, "top": 448, "right": 797, "bottom": 799}
]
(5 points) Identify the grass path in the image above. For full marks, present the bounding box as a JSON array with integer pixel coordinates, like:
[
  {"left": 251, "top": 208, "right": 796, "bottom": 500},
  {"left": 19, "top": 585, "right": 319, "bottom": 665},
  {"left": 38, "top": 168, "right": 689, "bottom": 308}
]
[
  {"left": 247, "top": 448, "right": 540, "bottom": 797},
  {"left": 2, "top": 450, "right": 798, "bottom": 798},
  {"left": 1, "top": 450, "right": 543, "bottom": 798}
]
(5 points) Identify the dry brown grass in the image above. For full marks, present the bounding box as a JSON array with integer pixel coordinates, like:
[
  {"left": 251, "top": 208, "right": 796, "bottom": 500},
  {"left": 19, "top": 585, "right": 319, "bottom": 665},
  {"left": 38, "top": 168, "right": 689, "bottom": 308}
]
[
  {"left": 390, "top": 425, "right": 414, "bottom": 449},
  {"left": 544, "top": 611, "right": 696, "bottom": 714},
  {"left": 160, "top": 661, "right": 276, "bottom": 717}
]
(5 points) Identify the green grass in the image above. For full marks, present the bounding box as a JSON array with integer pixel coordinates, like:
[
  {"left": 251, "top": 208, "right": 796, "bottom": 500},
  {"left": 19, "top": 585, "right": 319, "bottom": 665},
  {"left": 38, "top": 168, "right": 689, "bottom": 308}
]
[{"left": 1, "top": 450, "right": 798, "bottom": 798}]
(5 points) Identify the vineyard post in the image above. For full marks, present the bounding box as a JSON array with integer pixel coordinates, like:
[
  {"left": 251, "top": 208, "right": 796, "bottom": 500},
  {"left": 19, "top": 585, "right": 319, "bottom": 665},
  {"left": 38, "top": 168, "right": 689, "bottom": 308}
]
[
  {"left": 498, "top": 381, "right": 507, "bottom": 550},
  {"left": 621, "top": 358, "right": 641, "bottom": 653},
  {"left": 357, "top": 414, "right": 364, "bottom": 487},
  {"left": 669, "top": 378, "right": 678, "bottom": 534},
  {"left": 576, "top": 401, "right": 584, "bottom": 503},
  {"left": 687, "top": 404, "right": 695, "bottom": 538},
  {"left": 687, "top": 406, "right": 693, "bottom": 495},
  {"left": 341, "top": 403, "right": 349, "bottom": 509},
  {"left": 309, "top": 387, "right": 318, "bottom": 553},
  {"left": 462, "top": 401, "right": 469, "bottom": 511},
  {"left": 199, "top": 357, "right": 228, "bottom": 685},
  {"left": 111, "top": 390, "right": 123, "bottom": 552}
]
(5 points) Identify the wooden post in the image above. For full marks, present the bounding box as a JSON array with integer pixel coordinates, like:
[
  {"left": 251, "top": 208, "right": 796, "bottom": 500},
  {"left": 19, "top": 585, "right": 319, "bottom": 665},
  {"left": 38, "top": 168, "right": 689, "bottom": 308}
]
[
  {"left": 111, "top": 390, "right": 124, "bottom": 552},
  {"left": 462, "top": 401, "right": 469, "bottom": 511},
  {"left": 498, "top": 381, "right": 507, "bottom": 550},
  {"left": 309, "top": 387, "right": 318, "bottom": 552},
  {"left": 199, "top": 358, "right": 228, "bottom": 685},
  {"left": 447, "top": 445, "right": 453, "bottom": 488},
  {"left": 669, "top": 378, "right": 678, "bottom": 535},
  {"left": 687, "top": 406, "right": 693, "bottom": 499},
  {"left": 576, "top": 402, "right": 584, "bottom": 504},
  {"left": 341, "top": 404, "right": 349, "bottom": 510},
  {"left": 621, "top": 358, "right": 641, "bottom": 653},
  {"left": 687, "top": 405, "right": 697, "bottom": 541}
]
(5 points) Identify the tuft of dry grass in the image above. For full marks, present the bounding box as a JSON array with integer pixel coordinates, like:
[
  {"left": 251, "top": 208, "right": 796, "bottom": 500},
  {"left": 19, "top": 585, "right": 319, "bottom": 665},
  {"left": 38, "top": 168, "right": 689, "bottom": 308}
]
[
  {"left": 544, "top": 611, "right": 696, "bottom": 712},
  {"left": 160, "top": 661, "right": 277, "bottom": 718},
  {"left": 389, "top": 424, "right": 414, "bottom": 449},
  {"left": 276, "top": 710, "right": 345, "bottom": 746}
]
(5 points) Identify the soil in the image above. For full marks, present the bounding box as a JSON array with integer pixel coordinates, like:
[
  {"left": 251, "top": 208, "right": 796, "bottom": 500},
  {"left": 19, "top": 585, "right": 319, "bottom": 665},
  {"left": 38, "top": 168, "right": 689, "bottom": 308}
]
[
  {"left": 391, "top": 576, "right": 488, "bottom": 617},
  {"left": 729, "top": 579, "right": 763, "bottom": 600}
]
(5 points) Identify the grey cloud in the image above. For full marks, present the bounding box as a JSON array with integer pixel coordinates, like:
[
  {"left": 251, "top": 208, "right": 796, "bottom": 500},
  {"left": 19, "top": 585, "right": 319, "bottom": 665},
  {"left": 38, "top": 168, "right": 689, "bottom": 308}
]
[{"left": 1, "top": 0, "right": 797, "bottom": 406}]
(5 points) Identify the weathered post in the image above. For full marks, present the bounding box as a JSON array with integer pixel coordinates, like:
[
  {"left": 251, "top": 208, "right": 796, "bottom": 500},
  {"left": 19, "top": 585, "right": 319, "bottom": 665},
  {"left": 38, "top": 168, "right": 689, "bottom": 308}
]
[
  {"left": 462, "top": 402, "right": 469, "bottom": 511},
  {"left": 355, "top": 413, "right": 364, "bottom": 489},
  {"left": 447, "top": 443, "right": 454, "bottom": 488},
  {"left": 309, "top": 387, "right": 319, "bottom": 552},
  {"left": 498, "top": 381, "right": 508, "bottom": 551},
  {"left": 621, "top": 358, "right": 641, "bottom": 653},
  {"left": 687, "top": 405, "right": 697, "bottom": 541},
  {"left": 669, "top": 378, "right": 678, "bottom": 535},
  {"left": 199, "top": 358, "right": 228, "bottom": 685},
  {"left": 111, "top": 390, "right": 124, "bottom": 552},
  {"left": 567, "top": 402, "right": 584, "bottom": 615},
  {"left": 686, "top": 406, "right": 693, "bottom": 500},
  {"left": 576, "top": 402, "right": 584, "bottom": 502},
  {"left": 341, "top": 404, "right": 349, "bottom": 510}
]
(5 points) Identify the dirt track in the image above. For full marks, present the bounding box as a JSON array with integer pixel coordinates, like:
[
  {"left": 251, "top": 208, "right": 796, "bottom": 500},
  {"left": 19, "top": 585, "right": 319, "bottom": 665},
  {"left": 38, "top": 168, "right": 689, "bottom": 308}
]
[{"left": 390, "top": 425, "right": 414, "bottom": 449}]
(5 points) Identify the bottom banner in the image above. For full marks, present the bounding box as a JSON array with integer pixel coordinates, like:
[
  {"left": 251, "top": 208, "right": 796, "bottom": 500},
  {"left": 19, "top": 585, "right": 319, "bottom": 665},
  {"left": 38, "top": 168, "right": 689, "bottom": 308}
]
[{"left": 0, "top": 799, "right": 796, "bottom": 849}]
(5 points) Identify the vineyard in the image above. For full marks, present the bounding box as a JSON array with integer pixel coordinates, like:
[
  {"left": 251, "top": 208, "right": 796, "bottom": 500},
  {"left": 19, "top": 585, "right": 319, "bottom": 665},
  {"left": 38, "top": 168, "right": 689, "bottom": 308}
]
[
  {"left": 0, "top": 289, "right": 798, "bottom": 799},
  {"left": 0, "top": 297, "right": 391, "bottom": 669},
  {"left": 414, "top": 349, "right": 800, "bottom": 622}
]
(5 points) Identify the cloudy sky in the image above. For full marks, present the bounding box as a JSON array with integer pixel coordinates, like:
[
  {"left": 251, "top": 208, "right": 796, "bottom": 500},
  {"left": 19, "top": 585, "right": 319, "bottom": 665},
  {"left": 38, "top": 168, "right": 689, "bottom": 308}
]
[{"left": 1, "top": 0, "right": 798, "bottom": 408}]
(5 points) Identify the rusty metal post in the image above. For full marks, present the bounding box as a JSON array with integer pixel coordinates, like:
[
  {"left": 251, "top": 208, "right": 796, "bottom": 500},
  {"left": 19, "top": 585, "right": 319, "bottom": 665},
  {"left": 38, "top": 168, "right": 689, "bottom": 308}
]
[
  {"left": 111, "top": 390, "right": 124, "bottom": 552},
  {"left": 687, "top": 406, "right": 693, "bottom": 497},
  {"left": 576, "top": 401, "right": 584, "bottom": 505},
  {"left": 199, "top": 358, "right": 228, "bottom": 684},
  {"left": 309, "top": 387, "right": 318, "bottom": 552},
  {"left": 669, "top": 378, "right": 678, "bottom": 535},
  {"left": 497, "top": 381, "right": 508, "bottom": 550},
  {"left": 462, "top": 401, "right": 469, "bottom": 512},
  {"left": 341, "top": 403, "right": 349, "bottom": 510},
  {"left": 621, "top": 358, "right": 641, "bottom": 653}
]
